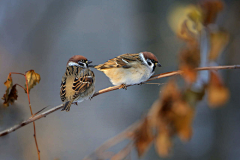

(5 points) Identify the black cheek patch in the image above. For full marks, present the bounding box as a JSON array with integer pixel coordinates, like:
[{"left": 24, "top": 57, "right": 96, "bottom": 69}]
[{"left": 152, "top": 65, "right": 156, "bottom": 72}]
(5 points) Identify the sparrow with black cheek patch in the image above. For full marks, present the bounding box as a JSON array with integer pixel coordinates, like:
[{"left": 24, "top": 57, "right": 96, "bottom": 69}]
[
  {"left": 60, "top": 55, "right": 95, "bottom": 112},
  {"left": 95, "top": 52, "right": 161, "bottom": 88}
]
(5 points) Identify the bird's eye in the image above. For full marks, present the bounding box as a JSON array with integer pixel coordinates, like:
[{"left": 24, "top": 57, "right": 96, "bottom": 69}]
[
  {"left": 147, "top": 59, "right": 152, "bottom": 66},
  {"left": 78, "top": 60, "right": 83, "bottom": 64}
]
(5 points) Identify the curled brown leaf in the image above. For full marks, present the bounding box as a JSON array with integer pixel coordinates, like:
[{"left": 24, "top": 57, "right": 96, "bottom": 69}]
[
  {"left": 2, "top": 84, "right": 18, "bottom": 107},
  {"left": 148, "top": 80, "right": 195, "bottom": 157},
  {"left": 178, "top": 20, "right": 198, "bottom": 45},
  {"left": 187, "top": 7, "right": 203, "bottom": 32},
  {"left": 183, "top": 88, "right": 205, "bottom": 107},
  {"left": 179, "top": 46, "right": 200, "bottom": 83},
  {"left": 134, "top": 118, "right": 154, "bottom": 157},
  {"left": 200, "top": 0, "right": 224, "bottom": 26},
  {"left": 25, "top": 70, "right": 41, "bottom": 93},
  {"left": 155, "top": 129, "right": 172, "bottom": 157},
  {"left": 208, "top": 70, "right": 229, "bottom": 107},
  {"left": 209, "top": 30, "right": 229, "bottom": 61},
  {"left": 2, "top": 74, "right": 13, "bottom": 106},
  {"left": 171, "top": 101, "right": 194, "bottom": 142}
]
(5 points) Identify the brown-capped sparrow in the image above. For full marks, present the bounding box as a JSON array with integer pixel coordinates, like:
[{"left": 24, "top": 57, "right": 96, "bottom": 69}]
[
  {"left": 60, "top": 55, "right": 95, "bottom": 112},
  {"left": 95, "top": 52, "right": 161, "bottom": 88}
]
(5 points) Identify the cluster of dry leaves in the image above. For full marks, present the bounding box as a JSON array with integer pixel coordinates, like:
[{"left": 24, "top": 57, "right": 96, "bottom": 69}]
[
  {"left": 2, "top": 70, "right": 41, "bottom": 106},
  {"left": 133, "top": 0, "right": 230, "bottom": 157},
  {"left": 2, "top": 70, "right": 41, "bottom": 160}
]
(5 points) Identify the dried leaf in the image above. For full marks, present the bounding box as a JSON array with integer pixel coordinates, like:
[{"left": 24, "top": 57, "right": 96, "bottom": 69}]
[
  {"left": 172, "top": 101, "right": 194, "bottom": 141},
  {"left": 208, "top": 71, "right": 229, "bottom": 107},
  {"left": 147, "top": 80, "right": 197, "bottom": 157},
  {"left": 155, "top": 131, "right": 172, "bottom": 157},
  {"left": 168, "top": 5, "right": 202, "bottom": 38},
  {"left": 2, "top": 84, "right": 18, "bottom": 107},
  {"left": 134, "top": 118, "right": 154, "bottom": 157},
  {"left": 25, "top": 70, "right": 41, "bottom": 93},
  {"left": 209, "top": 30, "right": 229, "bottom": 61},
  {"left": 2, "top": 74, "right": 13, "bottom": 106},
  {"left": 181, "top": 65, "right": 198, "bottom": 83},
  {"left": 148, "top": 80, "right": 181, "bottom": 129},
  {"left": 179, "top": 47, "right": 200, "bottom": 83},
  {"left": 4, "top": 73, "right": 13, "bottom": 89},
  {"left": 148, "top": 99, "right": 161, "bottom": 128},
  {"left": 183, "top": 88, "right": 205, "bottom": 107},
  {"left": 158, "top": 80, "right": 182, "bottom": 120},
  {"left": 178, "top": 20, "right": 198, "bottom": 45},
  {"left": 200, "top": 0, "right": 224, "bottom": 26},
  {"left": 188, "top": 7, "right": 203, "bottom": 31}
]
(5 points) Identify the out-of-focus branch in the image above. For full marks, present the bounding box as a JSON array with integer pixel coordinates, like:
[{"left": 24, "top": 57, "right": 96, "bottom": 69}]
[
  {"left": 82, "top": 121, "right": 139, "bottom": 160},
  {"left": 0, "top": 65, "right": 240, "bottom": 137}
]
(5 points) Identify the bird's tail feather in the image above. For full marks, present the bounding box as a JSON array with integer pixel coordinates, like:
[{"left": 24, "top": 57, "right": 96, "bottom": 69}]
[{"left": 62, "top": 100, "right": 74, "bottom": 112}]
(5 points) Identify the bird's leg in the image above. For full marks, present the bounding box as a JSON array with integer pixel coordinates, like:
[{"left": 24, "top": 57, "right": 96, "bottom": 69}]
[
  {"left": 73, "top": 102, "right": 78, "bottom": 106},
  {"left": 89, "top": 97, "right": 92, "bottom": 101},
  {"left": 138, "top": 82, "right": 144, "bottom": 85},
  {"left": 120, "top": 83, "right": 127, "bottom": 90}
]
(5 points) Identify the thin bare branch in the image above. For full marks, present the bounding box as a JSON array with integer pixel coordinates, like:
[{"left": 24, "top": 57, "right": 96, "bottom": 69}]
[
  {"left": 0, "top": 65, "right": 240, "bottom": 137},
  {"left": 144, "top": 83, "right": 165, "bottom": 86},
  {"left": 0, "top": 104, "right": 63, "bottom": 136},
  {"left": 10, "top": 72, "right": 25, "bottom": 76},
  {"left": 93, "top": 65, "right": 240, "bottom": 97},
  {"left": 15, "top": 83, "right": 27, "bottom": 92},
  {"left": 25, "top": 74, "right": 41, "bottom": 160},
  {"left": 30, "top": 106, "right": 48, "bottom": 119}
]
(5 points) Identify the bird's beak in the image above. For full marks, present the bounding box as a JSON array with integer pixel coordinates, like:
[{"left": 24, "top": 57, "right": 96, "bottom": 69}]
[
  {"left": 87, "top": 60, "right": 92, "bottom": 64},
  {"left": 156, "top": 63, "right": 161, "bottom": 67},
  {"left": 88, "top": 65, "right": 97, "bottom": 68},
  {"left": 88, "top": 64, "right": 97, "bottom": 68}
]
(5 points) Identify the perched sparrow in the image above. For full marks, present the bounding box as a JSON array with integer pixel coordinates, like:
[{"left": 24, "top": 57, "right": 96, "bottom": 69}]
[
  {"left": 60, "top": 55, "right": 95, "bottom": 112},
  {"left": 95, "top": 52, "right": 161, "bottom": 88}
]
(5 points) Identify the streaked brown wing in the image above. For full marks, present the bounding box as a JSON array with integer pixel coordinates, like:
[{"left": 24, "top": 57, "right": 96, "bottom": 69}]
[
  {"left": 60, "top": 77, "right": 67, "bottom": 102},
  {"left": 95, "top": 53, "right": 140, "bottom": 69},
  {"left": 72, "top": 71, "right": 94, "bottom": 98}
]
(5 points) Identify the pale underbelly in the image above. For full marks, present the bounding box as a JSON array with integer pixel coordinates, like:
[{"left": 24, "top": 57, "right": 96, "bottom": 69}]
[{"left": 103, "top": 67, "right": 152, "bottom": 85}]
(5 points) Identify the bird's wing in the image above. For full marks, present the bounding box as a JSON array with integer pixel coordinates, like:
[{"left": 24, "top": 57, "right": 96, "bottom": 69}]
[
  {"left": 60, "top": 76, "right": 67, "bottom": 102},
  {"left": 95, "top": 53, "right": 141, "bottom": 70},
  {"left": 72, "top": 69, "right": 94, "bottom": 98},
  {"left": 60, "top": 66, "right": 81, "bottom": 102}
]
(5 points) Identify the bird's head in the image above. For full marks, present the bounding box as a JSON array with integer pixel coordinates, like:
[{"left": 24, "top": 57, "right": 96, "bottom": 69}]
[
  {"left": 140, "top": 52, "right": 161, "bottom": 72},
  {"left": 67, "top": 55, "right": 93, "bottom": 68}
]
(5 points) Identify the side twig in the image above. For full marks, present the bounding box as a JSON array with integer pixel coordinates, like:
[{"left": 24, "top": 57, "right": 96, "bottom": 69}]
[
  {"left": 0, "top": 65, "right": 240, "bottom": 137},
  {"left": 15, "top": 84, "right": 27, "bottom": 92}
]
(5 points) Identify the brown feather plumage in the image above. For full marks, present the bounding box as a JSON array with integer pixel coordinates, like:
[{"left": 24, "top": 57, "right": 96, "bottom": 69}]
[
  {"left": 60, "top": 65, "right": 95, "bottom": 112},
  {"left": 95, "top": 53, "right": 142, "bottom": 70}
]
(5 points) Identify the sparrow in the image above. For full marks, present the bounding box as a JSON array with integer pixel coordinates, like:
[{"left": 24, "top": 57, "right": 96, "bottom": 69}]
[
  {"left": 95, "top": 52, "right": 161, "bottom": 88},
  {"left": 60, "top": 55, "right": 95, "bottom": 112}
]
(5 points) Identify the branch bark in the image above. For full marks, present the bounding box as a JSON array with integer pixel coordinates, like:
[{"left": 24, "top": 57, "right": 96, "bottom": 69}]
[{"left": 0, "top": 65, "right": 240, "bottom": 137}]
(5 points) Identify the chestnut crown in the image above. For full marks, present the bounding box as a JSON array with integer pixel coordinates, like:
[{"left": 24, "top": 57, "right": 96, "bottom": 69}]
[
  {"left": 141, "top": 52, "right": 161, "bottom": 67},
  {"left": 67, "top": 55, "right": 93, "bottom": 68}
]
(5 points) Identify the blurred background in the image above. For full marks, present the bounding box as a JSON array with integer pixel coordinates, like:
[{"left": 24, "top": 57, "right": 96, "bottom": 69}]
[{"left": 0, "top": 0, "right": 240, "bottom": 159}]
